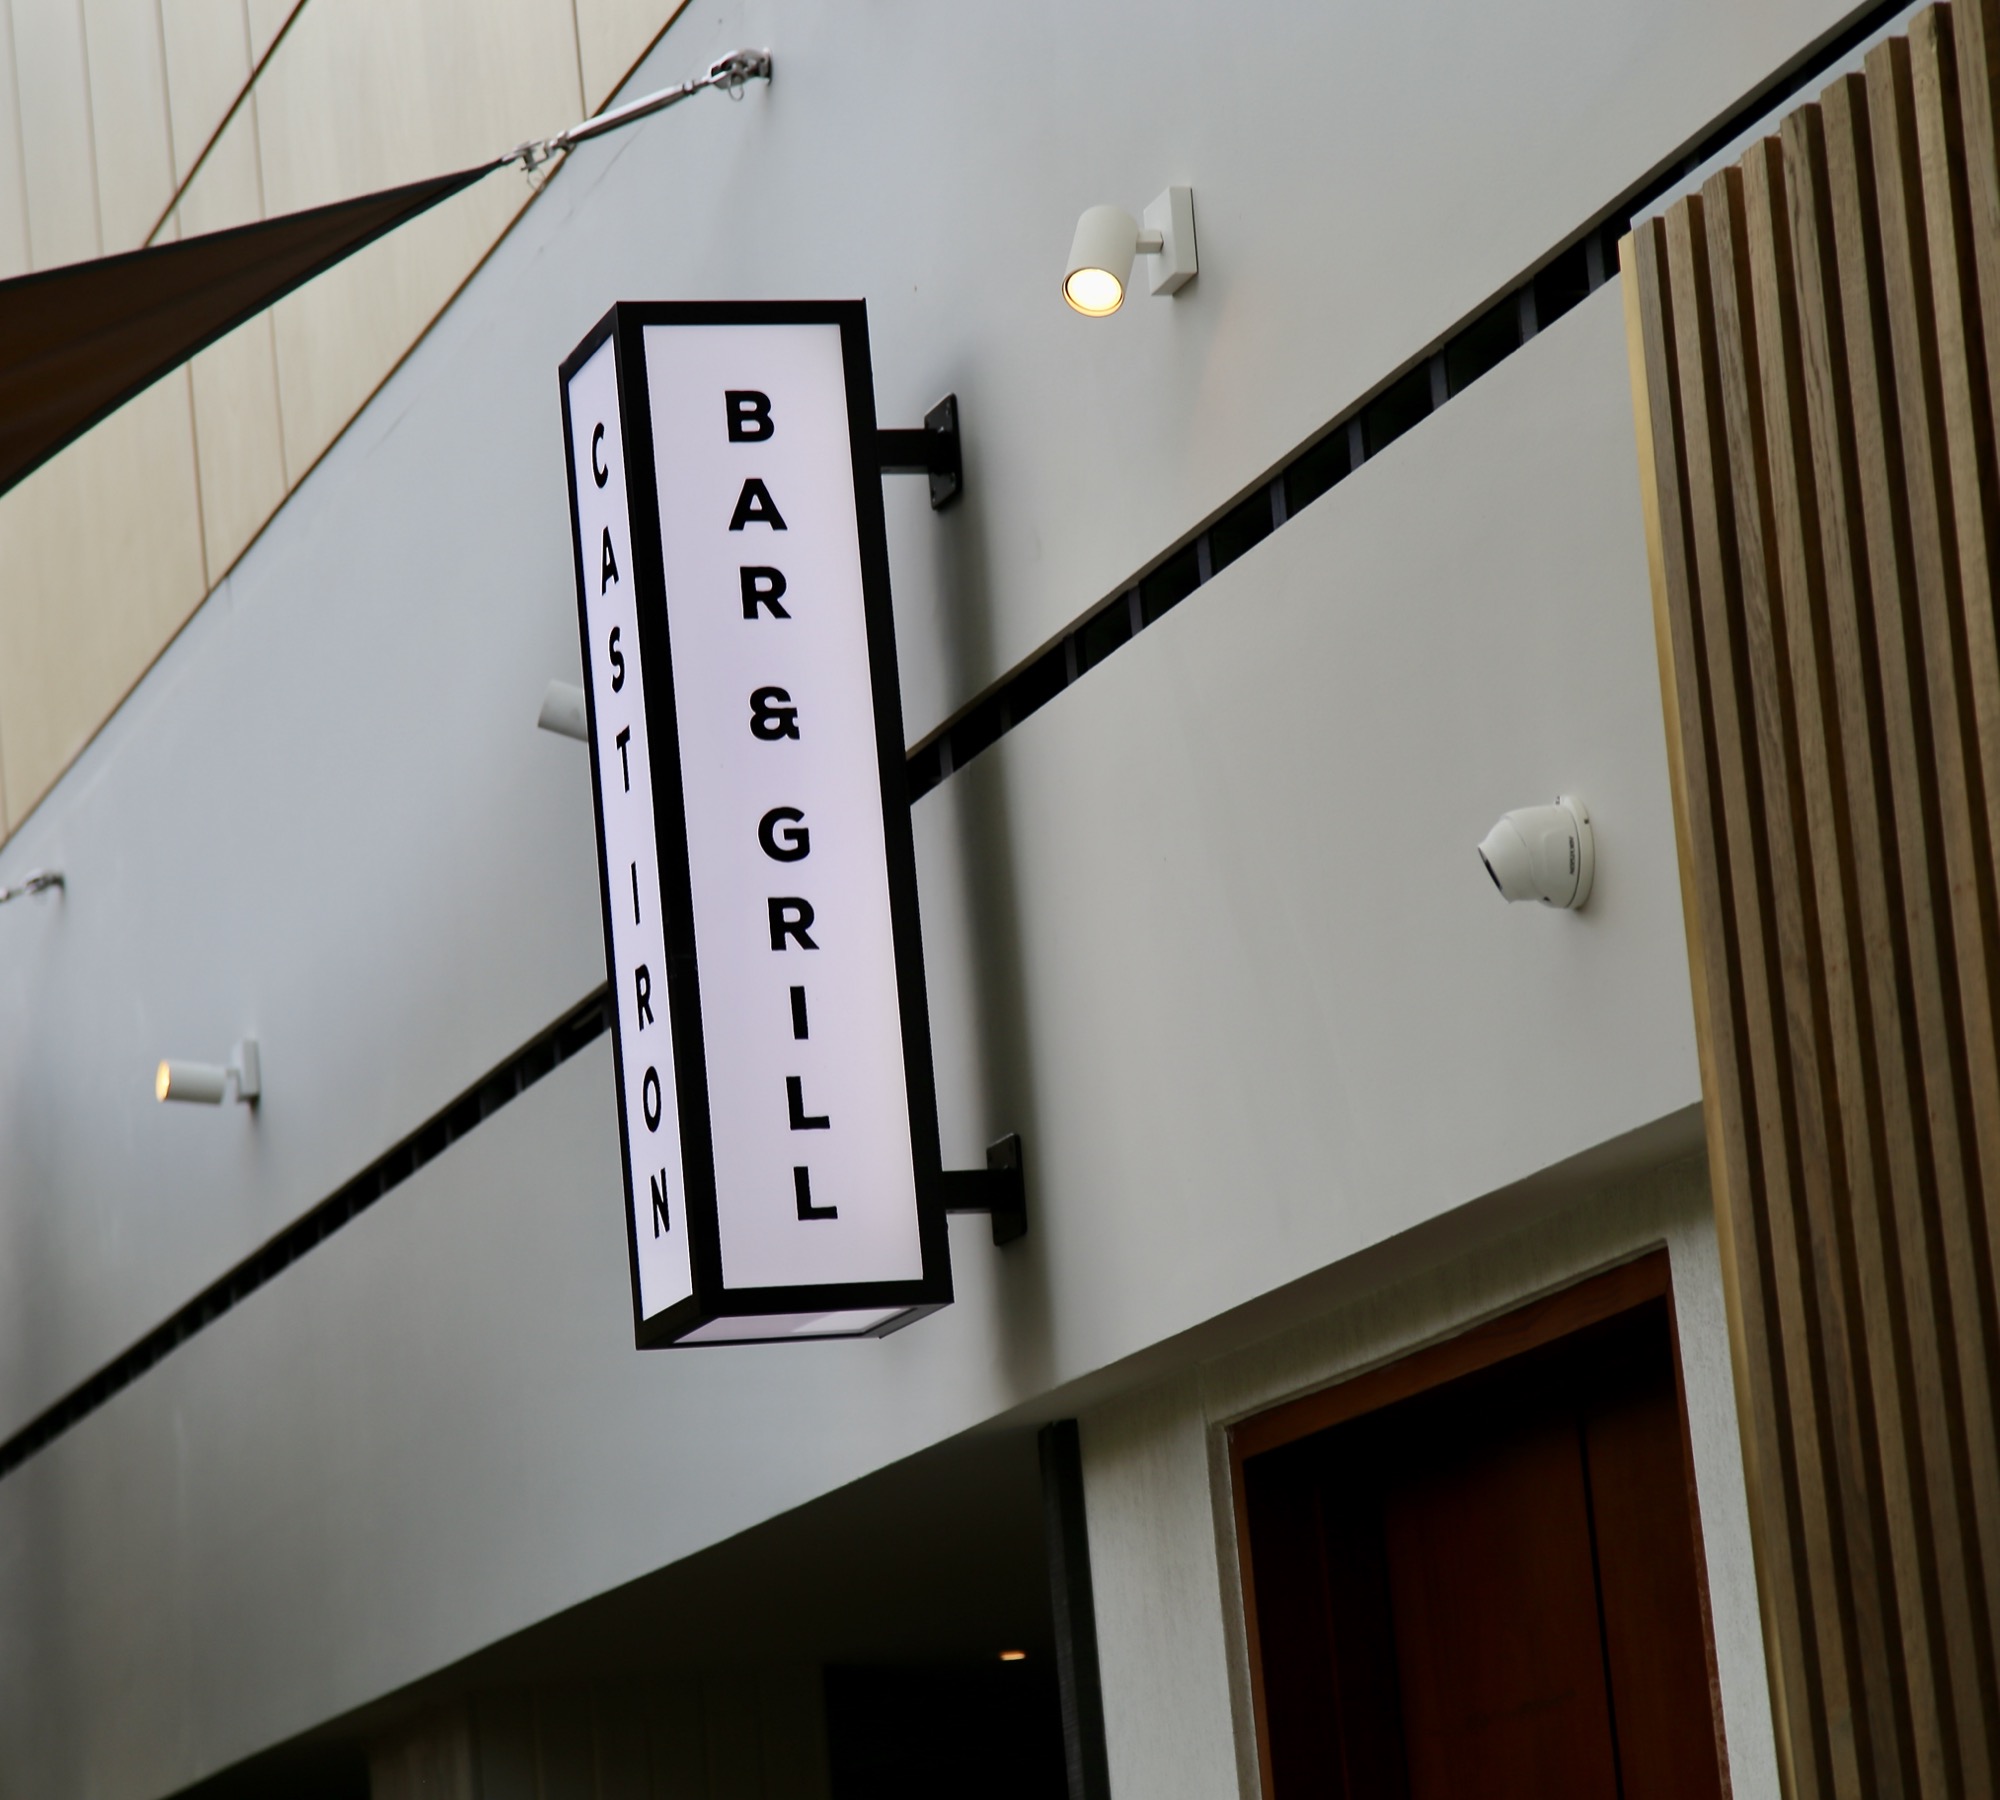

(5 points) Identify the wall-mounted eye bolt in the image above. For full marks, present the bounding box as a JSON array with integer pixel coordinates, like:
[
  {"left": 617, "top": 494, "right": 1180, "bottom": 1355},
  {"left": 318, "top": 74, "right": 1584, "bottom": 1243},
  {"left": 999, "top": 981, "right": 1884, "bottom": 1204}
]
[
  {"left": 1063, "top": 187, "right": 1198, "bottom": 316},
  {"left": 0, "top": 869, "right": 64, "bottom": 906},
  {"left": 157, "top": 1039, "right": 260, "bottom": 1105},
  {"left": 1478, "top": 796, "right": 1594, "bottom": 910}
]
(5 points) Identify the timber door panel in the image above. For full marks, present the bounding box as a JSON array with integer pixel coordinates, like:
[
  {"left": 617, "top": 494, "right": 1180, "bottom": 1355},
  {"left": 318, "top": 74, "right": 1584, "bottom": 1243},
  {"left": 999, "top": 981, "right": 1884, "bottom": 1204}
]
[
  {"left": 1379, "top": 1395, "right": 1621, "bottom": 1800},
  {"left": 1234, "top": 1259, "right": 1724, "bottom": 1800},
  {"left": 1585, "top": 1343, "right": 1729, "bottom": 1800}
]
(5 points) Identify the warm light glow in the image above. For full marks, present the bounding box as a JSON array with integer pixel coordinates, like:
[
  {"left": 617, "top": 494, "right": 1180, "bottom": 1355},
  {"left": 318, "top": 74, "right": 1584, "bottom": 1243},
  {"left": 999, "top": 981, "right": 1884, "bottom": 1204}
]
[
  {"left": 1063, "top": 266, "right": 1125, "bottom": 316},
  {"left": 155, "top": 1060, "right": 171, "bottom": 1103},
  {"left": 999, "top": 1649, "right": 1028, "bottom": 1663}
]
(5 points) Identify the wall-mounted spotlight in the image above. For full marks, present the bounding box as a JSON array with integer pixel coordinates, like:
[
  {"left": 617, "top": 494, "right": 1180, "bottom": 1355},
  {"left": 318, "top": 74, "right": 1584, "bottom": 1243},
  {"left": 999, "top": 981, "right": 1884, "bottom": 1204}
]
[
  {"left": 1478, "top": 797, "right": 1594, "bottom": 910},
  {"left": 157, "top": 1039, "right": 260, "bottom": 1105},
  {"left": 1063, "top": 186, "right": 1197, "bottom": 316}
]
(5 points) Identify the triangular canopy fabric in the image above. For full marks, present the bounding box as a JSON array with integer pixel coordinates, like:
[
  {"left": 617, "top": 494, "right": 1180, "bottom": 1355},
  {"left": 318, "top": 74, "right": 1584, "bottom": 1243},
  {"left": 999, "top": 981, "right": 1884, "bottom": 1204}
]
[{"left": 0, "top": 163, "right": 497, "bottom": 501}]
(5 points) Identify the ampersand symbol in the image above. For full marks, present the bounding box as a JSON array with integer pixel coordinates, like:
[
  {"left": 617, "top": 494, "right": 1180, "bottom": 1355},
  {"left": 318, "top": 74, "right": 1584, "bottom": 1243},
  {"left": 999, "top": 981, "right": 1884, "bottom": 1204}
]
[{"left": 750, "top": 686, "right": 801, "bottom": 740}]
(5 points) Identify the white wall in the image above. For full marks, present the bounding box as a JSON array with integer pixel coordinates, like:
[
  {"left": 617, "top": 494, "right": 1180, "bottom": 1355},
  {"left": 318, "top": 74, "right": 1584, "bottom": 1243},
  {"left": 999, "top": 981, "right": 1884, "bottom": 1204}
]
[
  {"left": 917, "top": 285, "right": 1699, "bottom": 1386},
  {"left": 0, "top": 0, "right": 1871, "bottom": 1792},
  {"left": 0, "top": 274, "right": 1700, "bottom": 1800},
  {"left": 1080, "top": 1156, "right": 1780, "bottom": 1800},
  {"left": 0, "top": 0, "right": 1857, "bottom": 1445},
  {"left": 0, "top": 1046, "right": 938, "bottom": 1798}
]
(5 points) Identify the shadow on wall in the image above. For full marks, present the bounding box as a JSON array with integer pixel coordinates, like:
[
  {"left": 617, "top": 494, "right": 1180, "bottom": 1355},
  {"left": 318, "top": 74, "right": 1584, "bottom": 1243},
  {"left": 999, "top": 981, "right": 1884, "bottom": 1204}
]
[{"left": 916, "top": 441, "right": 1073, "bottom": 1399}]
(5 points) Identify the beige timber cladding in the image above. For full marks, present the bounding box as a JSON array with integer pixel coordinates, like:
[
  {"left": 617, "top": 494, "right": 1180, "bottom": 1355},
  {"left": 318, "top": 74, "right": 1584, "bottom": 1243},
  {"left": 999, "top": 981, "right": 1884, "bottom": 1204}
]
[
  {"left": 0, "top": 0, "right": 687, "bottom": 843},
  {"left": 1624, "top": 3, "right": 2000, "bottom": 1795}
]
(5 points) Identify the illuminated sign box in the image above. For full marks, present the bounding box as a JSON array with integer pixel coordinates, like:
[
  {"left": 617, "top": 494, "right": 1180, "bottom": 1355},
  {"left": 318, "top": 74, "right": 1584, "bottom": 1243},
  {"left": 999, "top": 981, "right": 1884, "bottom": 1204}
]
[{"left": 560, "top": 302, "right": 950, "bottom": 1346}]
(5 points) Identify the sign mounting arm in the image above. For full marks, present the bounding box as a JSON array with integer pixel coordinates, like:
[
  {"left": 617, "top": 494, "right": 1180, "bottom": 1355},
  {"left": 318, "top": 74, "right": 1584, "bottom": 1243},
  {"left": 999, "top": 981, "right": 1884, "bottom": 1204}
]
[
  {"left": 939, "top": 1133, "right": 1027, "bottom": 1245},
  {"left": 875, "top": 394, "right": 962, "bottom": 510}
]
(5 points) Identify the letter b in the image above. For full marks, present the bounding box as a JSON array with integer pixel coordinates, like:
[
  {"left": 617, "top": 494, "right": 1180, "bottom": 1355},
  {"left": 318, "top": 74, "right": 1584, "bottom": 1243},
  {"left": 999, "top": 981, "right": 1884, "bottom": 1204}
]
[{"left": 726, "top": 390, "right": 773, "bottom": 441}]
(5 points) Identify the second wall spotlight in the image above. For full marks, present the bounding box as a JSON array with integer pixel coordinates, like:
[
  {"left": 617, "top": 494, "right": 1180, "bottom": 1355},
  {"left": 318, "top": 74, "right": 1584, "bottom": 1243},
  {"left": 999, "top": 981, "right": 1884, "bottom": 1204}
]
[
  {"left": 1063, "top": 187, "right": 1197, "bottom": 316},
  {"left": 157, "top": 1039, "right": 261, "bottom": 1105}
]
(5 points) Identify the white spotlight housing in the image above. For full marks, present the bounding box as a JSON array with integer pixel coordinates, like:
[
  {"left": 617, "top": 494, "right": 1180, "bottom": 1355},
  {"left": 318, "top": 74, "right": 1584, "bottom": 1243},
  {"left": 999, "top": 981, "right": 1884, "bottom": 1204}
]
[
  {"left": 1478, "top": 796, "right": 1594, "bottom": 910},
  {"left": 1063, "top": 187, "right": 1197, "bottom": 315},
  {"left": 156, "top": 1061, "right": 226, "bottom": 1104},
  {"left": 157, "top": 1038, "right": 260, "bottom": 1105},
  {"left": 537, "top": 679, "right": 589, "bottom": 742}
]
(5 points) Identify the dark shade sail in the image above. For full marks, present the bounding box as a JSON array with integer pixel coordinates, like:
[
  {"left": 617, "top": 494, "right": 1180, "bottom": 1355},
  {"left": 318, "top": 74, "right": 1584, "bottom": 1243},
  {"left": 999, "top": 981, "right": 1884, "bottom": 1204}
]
[{"left": 0, "top": 162, "right": 498, "bottom": 501}]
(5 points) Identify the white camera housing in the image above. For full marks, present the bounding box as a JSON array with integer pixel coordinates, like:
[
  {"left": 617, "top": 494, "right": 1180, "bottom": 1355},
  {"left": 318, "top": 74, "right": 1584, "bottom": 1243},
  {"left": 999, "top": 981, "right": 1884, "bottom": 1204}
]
[{"left": 1478, "top": 795, "right": 1594, "bottom": 910}]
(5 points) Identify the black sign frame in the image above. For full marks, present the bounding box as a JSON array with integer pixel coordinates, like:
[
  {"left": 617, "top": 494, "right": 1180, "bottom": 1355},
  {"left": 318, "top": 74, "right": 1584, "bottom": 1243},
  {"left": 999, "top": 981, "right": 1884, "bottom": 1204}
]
[{"left": 559, "top": 300, "right": 952, "bottom": 1347}]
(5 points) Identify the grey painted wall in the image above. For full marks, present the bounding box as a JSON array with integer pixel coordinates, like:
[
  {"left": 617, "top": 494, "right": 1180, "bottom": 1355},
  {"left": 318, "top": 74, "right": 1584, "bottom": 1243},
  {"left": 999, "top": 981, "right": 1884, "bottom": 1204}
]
[
  {"left": 0, "top": 0, "right": 1849, "bottom": 1444},
  {"left": 3, "top": 276, "right": 1699, "bottom": 1800},
  {"left": 0, "top": 0, "right": 1869, "bottom": 1792}
]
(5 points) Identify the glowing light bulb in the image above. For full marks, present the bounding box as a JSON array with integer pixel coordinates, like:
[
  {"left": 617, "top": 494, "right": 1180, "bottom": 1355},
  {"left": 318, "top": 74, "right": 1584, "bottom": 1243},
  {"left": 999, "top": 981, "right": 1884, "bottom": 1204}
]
[{"left": 1063, "top": 265, "right": 1125, "bottom": 316}]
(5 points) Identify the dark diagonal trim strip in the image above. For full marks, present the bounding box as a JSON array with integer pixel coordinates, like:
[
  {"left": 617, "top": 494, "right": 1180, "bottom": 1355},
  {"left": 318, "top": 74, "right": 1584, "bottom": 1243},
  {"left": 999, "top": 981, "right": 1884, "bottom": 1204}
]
[
  {"left": 901, "top": 0, "right": 1913, "bottom": 802},
  {"left": 0, "top": 989, "right": 611, "bottom": 1482}
]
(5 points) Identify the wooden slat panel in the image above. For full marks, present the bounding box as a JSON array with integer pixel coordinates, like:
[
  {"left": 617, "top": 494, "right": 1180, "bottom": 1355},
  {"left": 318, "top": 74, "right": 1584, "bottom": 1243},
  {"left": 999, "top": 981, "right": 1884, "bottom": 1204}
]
[
  {"left": 1678, "top": 175, "right": 1884, "bottom": 1800},
  {"left": 1725, "top": 164, "right": 1905, "bottom": 1742},
  {"left": 1633, "top": 211, "right": 1831, "bottom": 1800},
  {"left": 1721, "top": 144, "right": 1930, "bottom": 1800},
  {"left": 1768, "top": 104, "right": 1964, "bottom": 1800},
  {"left": 1944, "top": 0, "right": 2000, "bottom": 1353},
  {"left": 1864, "top": 41, "right": 2000, "bottom": 1785},
  {"left": 1954, "top": 0, "right": 2000, "bottom": 440},
  {"left": 1915, "top": 8, "right": 2000, "bottom": 952},
  {"left": 1908, "top": 23, "right": 2000, "bottom": 1739},
  {"left": 1625, "top": 7, "right": 2000, "bottom": 1795},
  {"left": 1832, "top": 67, "right": 2000, "bottom": 1788}
]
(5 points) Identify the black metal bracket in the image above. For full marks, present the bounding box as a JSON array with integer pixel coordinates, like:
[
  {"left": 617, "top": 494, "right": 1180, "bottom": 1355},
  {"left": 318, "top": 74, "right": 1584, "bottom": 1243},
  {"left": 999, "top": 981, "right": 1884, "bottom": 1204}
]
[
  {"left": 876, "top": 394, "right": 962, "bottom": 510},
  {"left": 940, "top": 1131, "right": 1025, "bottom": 1245}
]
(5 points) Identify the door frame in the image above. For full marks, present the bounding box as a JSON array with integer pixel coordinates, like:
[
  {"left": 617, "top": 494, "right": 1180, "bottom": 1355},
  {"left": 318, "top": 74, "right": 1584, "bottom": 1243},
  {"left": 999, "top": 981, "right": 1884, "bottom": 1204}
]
[{"left": 1226, "top": 1249, "right": 1729, "bottom": 1800}]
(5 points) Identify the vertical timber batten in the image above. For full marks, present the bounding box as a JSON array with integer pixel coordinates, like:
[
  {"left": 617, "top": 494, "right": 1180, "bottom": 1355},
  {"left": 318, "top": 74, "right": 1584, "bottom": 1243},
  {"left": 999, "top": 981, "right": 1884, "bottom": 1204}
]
[
  {"left": 1624, "top": 225, "right": 1807, "bottom": 1800},
  {"left": 1625, "top": 6, "right": 2000, "bottom": 1796}
]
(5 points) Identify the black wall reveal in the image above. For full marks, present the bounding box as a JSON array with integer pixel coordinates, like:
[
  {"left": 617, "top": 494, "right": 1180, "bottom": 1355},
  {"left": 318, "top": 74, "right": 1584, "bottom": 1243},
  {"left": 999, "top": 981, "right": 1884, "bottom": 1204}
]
[
  {"left": 0, "top": 992, "right": 612, "bottom": 1482},
  {"left": 1040, "top": 1420, "right": 1113, "bottom": 1800},
  {"left": 902, "top": 223, "right": 1624, "bottom": 801},
  {"left": 906, "top": 0, "right": 1917, "bottom": 801}
]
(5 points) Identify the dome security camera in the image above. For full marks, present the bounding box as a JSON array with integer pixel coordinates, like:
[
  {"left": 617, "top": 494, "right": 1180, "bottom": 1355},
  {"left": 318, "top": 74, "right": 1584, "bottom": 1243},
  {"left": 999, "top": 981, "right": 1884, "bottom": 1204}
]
[{"left": 1478, "top": 795, "right": 1594, "bottom": 910}]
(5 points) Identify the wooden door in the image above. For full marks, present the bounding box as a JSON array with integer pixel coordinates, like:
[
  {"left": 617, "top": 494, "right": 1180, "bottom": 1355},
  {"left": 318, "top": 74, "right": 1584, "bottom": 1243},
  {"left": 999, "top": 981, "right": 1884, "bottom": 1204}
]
[{"left": 1234, "top": 1257, "right": 1726, "bottom": 1800}]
